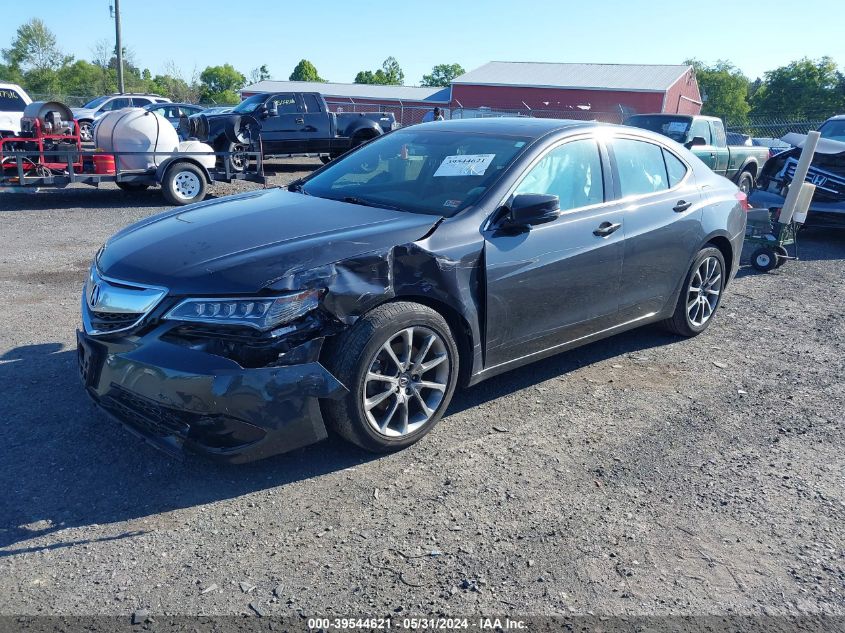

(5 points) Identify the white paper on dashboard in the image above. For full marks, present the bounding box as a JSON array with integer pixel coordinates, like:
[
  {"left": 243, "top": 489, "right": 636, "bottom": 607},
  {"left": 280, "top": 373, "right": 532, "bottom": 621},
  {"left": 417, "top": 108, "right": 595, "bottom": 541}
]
[{"left": 434, "top": 154, "right": 496, "bottom": 177}]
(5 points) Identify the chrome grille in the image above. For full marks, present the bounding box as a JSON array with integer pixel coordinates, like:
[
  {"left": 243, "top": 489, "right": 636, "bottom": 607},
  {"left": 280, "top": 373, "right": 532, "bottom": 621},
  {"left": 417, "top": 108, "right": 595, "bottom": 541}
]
[
  {"left": 781, "top": 157, "right": 845, "bottom": 200},
  {"left": 81, "top": 266, "right": 168, "bottom": 336}
]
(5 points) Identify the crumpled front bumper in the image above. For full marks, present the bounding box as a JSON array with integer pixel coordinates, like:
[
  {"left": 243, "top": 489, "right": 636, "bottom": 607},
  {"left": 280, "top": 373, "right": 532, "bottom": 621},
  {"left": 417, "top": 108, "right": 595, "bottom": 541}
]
[{"left": 76, "top": 324, "right": 347, "bottom": 463}]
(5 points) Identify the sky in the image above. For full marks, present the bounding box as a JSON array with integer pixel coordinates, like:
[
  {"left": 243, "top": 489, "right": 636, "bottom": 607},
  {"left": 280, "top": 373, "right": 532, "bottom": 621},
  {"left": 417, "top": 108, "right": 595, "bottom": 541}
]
[{"left": 2, "top": 0, "right": 844, "bottom": 86}]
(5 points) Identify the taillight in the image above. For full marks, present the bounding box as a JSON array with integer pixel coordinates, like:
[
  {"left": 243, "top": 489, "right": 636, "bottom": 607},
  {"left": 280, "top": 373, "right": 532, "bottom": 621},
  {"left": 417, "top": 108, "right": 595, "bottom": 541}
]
[{"left": 735, "top": 191, "right": 750, "bottom": 211}]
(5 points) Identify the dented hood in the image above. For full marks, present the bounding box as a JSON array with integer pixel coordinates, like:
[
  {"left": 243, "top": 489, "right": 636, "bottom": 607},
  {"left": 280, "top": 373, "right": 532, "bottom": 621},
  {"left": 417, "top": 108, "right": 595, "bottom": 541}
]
[{"left": 97, "top": 188, "right": 441, "bottom": 295}]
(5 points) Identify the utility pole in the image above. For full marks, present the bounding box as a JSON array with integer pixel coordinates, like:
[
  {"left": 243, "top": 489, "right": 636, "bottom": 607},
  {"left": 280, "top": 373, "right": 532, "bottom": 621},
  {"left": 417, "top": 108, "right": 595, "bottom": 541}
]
[{"left": 113, "top": 0, "right": 125, "bottom": 93}]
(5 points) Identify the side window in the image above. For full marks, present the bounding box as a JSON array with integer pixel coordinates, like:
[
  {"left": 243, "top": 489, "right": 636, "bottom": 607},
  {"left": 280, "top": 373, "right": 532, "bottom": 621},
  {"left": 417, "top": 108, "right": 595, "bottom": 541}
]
[
  {"left": 688, "top": 119, "right": 712, "bottom": 145},
  {"left": 272, "top": 94, "right": 299, "bottom": 114},
  {"left": 513, "top": 139, "right": 604, "bottom": 211},
  {"left": 663, "top": 149, "right": 688, "bottom": 187},
  {"left": 302, "top": 94, "right": 322, "bottom": 113},
  {"left": 0, "top": 88, "right": 27, "bottom": 111},
  {"left": 131, "top": 97, "right": 152, "bottom": 107},
  {"left": 613, "top": 138, "right": 668, "bottom": 197},
  {"left": 102, "top": 97, "right": 131, "bottom": 111},
  {"left": 711, "top": 120, "right": 727, "bottom": 147}
]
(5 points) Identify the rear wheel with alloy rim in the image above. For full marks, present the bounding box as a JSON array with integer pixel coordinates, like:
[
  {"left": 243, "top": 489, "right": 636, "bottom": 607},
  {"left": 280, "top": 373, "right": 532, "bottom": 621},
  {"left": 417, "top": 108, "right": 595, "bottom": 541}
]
[
  {"left": 78, "top": 121, "right": 93, "bottom": 142},
  {"left": 322, "top": 301, "right": 459, "bottom": 452},
  {"left": 662, "top": 246, "right": 726, "bottom": 337}
]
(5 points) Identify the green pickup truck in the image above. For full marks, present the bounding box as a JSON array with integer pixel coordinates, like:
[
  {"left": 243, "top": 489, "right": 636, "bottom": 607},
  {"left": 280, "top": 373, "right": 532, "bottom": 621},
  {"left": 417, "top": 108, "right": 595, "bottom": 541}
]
[{"left": 624, "top": 113, "right": 770, "bottom": 193}]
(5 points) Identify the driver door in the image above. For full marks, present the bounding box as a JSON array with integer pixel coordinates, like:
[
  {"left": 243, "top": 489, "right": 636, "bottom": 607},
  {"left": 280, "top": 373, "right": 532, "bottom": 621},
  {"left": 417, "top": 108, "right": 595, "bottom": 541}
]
[
  {"left": 483, "top": 137, "right": 624, "bottom": 368},
  {"left": 260, "top": 94, "right": 304, "bottom": 154}
]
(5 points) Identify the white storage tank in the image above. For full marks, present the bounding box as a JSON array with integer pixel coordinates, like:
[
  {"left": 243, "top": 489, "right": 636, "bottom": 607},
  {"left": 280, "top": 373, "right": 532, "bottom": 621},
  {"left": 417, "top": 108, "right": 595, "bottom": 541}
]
[{"left": 94, "top": 108, "right": 179, "bottom": 171}]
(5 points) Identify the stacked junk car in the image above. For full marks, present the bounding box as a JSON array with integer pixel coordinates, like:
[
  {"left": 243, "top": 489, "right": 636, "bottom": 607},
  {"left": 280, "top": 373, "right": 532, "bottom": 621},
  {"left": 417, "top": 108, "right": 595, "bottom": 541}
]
[{"left": 0, "top": 100, "right": 266, "bottom": 204}]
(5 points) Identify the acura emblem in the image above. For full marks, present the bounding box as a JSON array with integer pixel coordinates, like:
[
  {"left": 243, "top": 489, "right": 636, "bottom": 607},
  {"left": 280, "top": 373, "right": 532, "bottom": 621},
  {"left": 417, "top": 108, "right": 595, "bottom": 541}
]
[{"left": 89, "top": 282, "right": 101, "bottom": 308}]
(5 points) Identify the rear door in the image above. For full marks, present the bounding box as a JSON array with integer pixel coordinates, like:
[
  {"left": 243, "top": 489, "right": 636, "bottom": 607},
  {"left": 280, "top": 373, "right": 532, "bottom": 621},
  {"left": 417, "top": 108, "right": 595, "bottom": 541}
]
[
  {"left": 483, "top": 136, "right": 624, "bottom": 368},
  {"left": 301, "top": 93, "right": 333, "bottom": 153},
  {"left": 609, "top": 135, "right": 704, "bottom": 320}
]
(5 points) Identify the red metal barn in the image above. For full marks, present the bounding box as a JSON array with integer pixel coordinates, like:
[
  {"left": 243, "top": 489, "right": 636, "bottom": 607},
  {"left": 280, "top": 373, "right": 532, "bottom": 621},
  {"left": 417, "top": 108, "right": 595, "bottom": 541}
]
[{"left": 449, "top": 62, "right": 702, "bottom": 121}]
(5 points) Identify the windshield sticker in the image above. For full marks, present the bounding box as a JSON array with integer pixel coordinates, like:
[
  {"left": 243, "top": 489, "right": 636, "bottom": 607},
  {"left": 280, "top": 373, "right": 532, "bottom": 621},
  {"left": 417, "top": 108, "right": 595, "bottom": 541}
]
[
  {"left": 443, "top": 199, "right": 462, "bottom": 208},
  {"left": 667, "top": 121, "right": 688, "bottom": 133},
  {"left": 434, "top": 154, "right": 495, "bottom": 177}
]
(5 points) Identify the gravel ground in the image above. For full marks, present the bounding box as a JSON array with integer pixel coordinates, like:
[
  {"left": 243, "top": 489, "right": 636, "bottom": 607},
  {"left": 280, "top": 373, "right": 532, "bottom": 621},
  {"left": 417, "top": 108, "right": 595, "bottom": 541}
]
[{"left": 0, "top": 159, "right": 843, "bottom": 621}]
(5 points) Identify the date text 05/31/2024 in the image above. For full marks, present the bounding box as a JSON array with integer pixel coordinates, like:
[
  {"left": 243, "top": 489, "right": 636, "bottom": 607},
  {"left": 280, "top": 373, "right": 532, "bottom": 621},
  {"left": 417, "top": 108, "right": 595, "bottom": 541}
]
[{"left": 307, "top": 617, "right": 527, "bottom": 630}]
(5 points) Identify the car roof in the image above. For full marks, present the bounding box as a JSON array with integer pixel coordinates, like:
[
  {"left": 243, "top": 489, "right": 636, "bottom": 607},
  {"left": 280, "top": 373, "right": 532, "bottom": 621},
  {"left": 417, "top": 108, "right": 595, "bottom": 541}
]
[
  {"left": 824, "top": 114, "right": 845, "bottom": 121},
  {"left": 144, "top": 102, "right": 201, "bottom": 108},
  {"left": 412, "top": 117, "right": 597, "bottom": 138}
]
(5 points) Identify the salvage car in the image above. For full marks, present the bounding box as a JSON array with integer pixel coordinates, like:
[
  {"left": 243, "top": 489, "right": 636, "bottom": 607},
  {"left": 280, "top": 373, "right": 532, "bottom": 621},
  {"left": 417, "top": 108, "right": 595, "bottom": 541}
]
[
  {"left": 750, "top": 130, "right": 845, "bottom": 228},
  {"left": 625, "top": 113, "right": 770, "bottom": 193},
  {"left": 182, "top": 91, "right": 396, "bottom": 170},
  {"left": 78, "top": 118, "right": 747, "bottom": 462},
  {"left": 0, "top": 82, "right": 32, "bottom": 137}
]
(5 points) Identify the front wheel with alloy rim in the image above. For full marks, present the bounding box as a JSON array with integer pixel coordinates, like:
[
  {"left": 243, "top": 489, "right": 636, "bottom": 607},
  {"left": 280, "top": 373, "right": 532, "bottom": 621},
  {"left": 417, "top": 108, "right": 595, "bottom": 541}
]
[
  {"left": 78, "top": 121, "right": 93, "bottom": 142},
  {"left": 736, "top": 170, "right": 754, "bottom": 194},
  {"left": 662, "top": 246, "right": 726, "bottom": 337},
  {"left": 321, "top": 302, "right": 459, "bottom": 452},
  {"left": 161, "top": 162, "right": 207, "bottom": 205}
]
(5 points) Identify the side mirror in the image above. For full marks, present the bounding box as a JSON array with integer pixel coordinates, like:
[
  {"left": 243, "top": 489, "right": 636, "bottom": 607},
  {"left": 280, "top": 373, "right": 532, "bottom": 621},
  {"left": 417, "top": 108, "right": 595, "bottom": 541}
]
[
  {"left": 504, "top": 193, "right": 560, "bottom": 228},
  {"left": 684, "top": 136, "right": 707, "bottom": 149},
  {"left": 266, "top": 104, "right": 278, "bottom": 117}
]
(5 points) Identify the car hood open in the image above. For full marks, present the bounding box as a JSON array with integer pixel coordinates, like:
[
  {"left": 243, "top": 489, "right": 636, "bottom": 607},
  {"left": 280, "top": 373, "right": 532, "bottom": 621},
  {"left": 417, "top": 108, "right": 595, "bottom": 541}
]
[{"left": 97, "top": 188, "right": 442, "bottom": 295}]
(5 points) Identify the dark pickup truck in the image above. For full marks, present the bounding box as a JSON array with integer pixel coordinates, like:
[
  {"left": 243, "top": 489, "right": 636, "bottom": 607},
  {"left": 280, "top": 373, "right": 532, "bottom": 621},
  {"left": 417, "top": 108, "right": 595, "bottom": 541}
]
[
  {"left": 184, "top": 92, "right": 396, "bottom": 168},
  {"left": 625, "top": 114, "right": 770, "bottom": 193}
]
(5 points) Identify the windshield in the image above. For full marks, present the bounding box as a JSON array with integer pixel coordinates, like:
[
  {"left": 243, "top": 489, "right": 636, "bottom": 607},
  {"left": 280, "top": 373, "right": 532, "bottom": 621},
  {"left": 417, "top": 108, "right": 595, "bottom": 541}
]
[
  {"left": 625, "top": 115, "right": 692, "bottom": 143},
  {"left": 0, "top": 87, "right": 26, "bottom": 111},
  {"left": 232, "top": 94, "right": 266, "bottom": 114},
  {"left": 819, "top": 119, "right": 845, "bottom": 142},
  {"left": 82, "top": 96, "right": 110, "bottom": 109},
  {"left": 301, "top": 129, "right": 532, "bottom": 216}
]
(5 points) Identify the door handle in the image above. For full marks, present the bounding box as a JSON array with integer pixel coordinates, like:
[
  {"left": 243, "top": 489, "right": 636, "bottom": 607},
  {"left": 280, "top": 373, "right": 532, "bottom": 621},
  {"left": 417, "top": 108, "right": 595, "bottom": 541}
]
[
  {"left": 593, "top": 221, "right": 622, "bottom": 237},
  {"left": 295, "top": 117, "right": 305, "bottom": 124},
  {"left": 673, "top": 200, "right": 693, "bottom": 213}
]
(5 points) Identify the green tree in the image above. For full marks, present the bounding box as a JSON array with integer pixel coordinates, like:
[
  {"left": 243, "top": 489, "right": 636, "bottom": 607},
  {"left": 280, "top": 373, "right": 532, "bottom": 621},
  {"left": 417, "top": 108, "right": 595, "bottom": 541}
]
[
  {"left": 2, "top": 18, "right": 67, "bottom": 72},
  {"left": 289, "top": 60, "right": 324, "bottom": 82},
  {"left": 250, "top": 64, "right": 271, "bottom": 83},
  {"left": 686, "top": 59, "right": 750, "bottom": 125},
  {"left": 421, "top": 63, "right": 465, "bottom": 87},
  {"left": 199, "top": 63, "right": 245, "bottom": 104},
  {"left": 0, "top": 63, "right": 25, "bottom": 85},
  {"left": 354, "top": 57, "right": 404, "bottom": 85},
  {"left": 751, "top": 57, "right": 845, "bottom": 119}
]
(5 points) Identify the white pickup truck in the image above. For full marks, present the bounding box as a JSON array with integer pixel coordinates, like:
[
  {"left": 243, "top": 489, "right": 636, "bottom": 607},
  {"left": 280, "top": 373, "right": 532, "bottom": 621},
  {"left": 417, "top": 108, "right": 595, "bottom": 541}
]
[{"left": 0, "top": 82, "right": 33, "bottom": 137}]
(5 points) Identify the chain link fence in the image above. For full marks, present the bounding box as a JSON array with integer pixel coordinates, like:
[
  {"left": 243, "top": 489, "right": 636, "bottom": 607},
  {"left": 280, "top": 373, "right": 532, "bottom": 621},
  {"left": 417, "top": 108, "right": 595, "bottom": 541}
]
[{"left": 725, "top": 117, "right": 828, "bottom": 139}]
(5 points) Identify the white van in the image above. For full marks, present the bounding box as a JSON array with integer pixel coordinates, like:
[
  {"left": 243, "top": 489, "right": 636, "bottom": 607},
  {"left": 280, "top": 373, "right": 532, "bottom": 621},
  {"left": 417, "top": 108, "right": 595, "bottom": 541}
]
[{"left": 0, "top": 82, "right": 32, "bottom": 136}]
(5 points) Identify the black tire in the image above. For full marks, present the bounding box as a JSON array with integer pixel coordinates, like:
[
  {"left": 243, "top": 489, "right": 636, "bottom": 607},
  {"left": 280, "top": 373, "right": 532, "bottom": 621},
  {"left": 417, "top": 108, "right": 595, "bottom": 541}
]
[
  {"left": 161, "top": 162, "right": 207, "bottom": 206},
  {"left": 321, "top": 301, "right": 459, "bottom": 453},
  {"left": 750, "top": 247, "right": 778, "bottom": 272},
  {"left": 116, "top": 181, "right": 150, "bottom": 193},
  {"left": 319, "top": 155, "right": 332, "bottom": 165},
  {"left": 662, "top": 246, "right": 726, "bottom": 337},
  {"left": 224, "top": 141, "right": 250, "bottom": 173},
  {"left": 774, "top": 245, "right": 788, "bottom": 268},
  {"left": 736, "top": 170, "right": 754, "bottom": 194}
]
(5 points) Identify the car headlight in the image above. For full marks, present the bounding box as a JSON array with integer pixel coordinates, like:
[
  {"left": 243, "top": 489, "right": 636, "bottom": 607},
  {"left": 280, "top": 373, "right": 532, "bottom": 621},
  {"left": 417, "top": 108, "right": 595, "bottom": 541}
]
[{"left": 163, "top": 290, "right": 320, "bottom": 331}]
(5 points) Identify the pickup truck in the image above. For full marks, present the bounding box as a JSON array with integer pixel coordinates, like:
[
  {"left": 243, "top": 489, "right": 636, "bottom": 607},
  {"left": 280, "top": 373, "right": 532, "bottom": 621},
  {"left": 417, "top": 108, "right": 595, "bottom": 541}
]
[
  {"left": 0, "top": 82, "right": 33, "bottom": 137},
  {"left": 184, "top": 92, "right": 396, "bottom": 170},
  {"left": 624, "top": 113, "right": 770, "bottom": 193}
]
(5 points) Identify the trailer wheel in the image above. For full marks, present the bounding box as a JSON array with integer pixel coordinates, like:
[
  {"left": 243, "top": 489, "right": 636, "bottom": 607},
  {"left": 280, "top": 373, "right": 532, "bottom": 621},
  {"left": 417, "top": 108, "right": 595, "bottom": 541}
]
[
  {"left": 320, "top": 155, "right": 332, "bottom": 165},
  {"left": 750, "top": 247, "right": 778, "bottom": 272},
  {"left": 774, "top": 245, "right": 788, "bottom": 268},
  {"left": 116, "top": 181, "right": 150, "bottom": 193},
  {"left": 162, "top": 162, "right": 207, "bottom": 206}
]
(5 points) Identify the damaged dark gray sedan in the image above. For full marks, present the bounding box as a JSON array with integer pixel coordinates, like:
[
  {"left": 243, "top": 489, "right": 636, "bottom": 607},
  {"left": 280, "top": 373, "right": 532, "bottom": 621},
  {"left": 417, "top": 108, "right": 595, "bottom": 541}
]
[{"left": 78, "top": 118, "right": 747, "bottom": 462}]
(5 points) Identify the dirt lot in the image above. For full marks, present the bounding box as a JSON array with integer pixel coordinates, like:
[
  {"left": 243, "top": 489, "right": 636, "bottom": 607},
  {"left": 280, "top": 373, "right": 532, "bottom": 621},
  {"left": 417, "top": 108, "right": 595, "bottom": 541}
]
[{"left": 0, "top": 158, "right": 843, "bottom": 621}]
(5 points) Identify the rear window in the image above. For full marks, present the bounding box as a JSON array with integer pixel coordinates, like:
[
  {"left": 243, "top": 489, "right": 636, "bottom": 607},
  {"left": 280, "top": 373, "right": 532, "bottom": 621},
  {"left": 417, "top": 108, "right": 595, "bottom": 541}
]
[
  {"left": 626, "top": 115, "right": 691, "bottom": 143},
  {"left": 613, "top": 138, "right": 668, "bottom": 197},
  {"left": 0, "top": 88, "right": 26, "bottom": 111}
]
